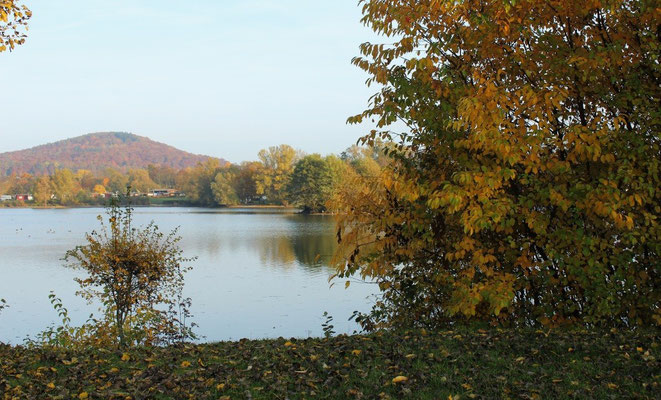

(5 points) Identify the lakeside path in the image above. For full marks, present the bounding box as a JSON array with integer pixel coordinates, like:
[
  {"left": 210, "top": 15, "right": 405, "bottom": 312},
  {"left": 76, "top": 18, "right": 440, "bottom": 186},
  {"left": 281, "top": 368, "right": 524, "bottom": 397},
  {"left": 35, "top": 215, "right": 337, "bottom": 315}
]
[{"left": 1, "top": 328, "right": 658, "bottom": 399}]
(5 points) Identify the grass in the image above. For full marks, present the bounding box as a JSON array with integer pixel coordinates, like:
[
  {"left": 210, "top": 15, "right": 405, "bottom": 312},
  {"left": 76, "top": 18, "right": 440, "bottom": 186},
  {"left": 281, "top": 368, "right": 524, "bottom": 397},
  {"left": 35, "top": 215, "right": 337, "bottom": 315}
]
[{"left": 1, "top": 328, "right": 658, "bottom": 399}]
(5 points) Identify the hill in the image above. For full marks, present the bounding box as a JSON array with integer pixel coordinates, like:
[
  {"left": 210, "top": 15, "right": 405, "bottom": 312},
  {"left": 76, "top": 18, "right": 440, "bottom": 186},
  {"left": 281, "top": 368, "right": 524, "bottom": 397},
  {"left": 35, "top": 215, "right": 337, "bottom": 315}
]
[{"left": 0, "top": 132, "right": 223, "bottom": 176}]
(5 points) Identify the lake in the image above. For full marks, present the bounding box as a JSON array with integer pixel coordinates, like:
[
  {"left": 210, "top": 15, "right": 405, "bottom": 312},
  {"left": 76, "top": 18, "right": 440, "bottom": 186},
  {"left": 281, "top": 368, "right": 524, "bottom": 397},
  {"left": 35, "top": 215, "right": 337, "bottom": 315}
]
[{"left": 0, "top": 207, "right": 378, "bottom": 344}]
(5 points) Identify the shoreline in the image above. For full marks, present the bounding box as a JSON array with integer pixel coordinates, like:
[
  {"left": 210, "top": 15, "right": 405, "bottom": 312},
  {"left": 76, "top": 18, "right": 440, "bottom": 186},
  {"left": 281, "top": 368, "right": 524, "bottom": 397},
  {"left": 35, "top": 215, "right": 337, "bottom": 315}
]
[
  {"left": 1, "top": 204, "right": 299, "bottom": 210},
  {"left": 0, "top": 204, "right": 341, "bottom": 215}
]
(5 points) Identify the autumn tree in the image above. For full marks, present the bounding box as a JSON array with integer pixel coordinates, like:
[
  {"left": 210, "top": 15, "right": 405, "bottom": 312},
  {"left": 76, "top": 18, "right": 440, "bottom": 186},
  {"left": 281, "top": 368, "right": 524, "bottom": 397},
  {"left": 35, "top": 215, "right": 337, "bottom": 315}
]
[
  {"left": 341, "top": 144, "right": 389, "bottom": 177},
  {"left": 233, "top": 161, "right": 261, "bottom": 204},
  {"left": 184, "top": 159, "right": 224, "bottom": 206},
  {"left": 104, "top": 168, "right": 129, "bottom": 193},
  {"left": 255, "top": 144, "right": 300, "bottom": 204},
  {"left": 77, "top": 170, "right": 98, "bottom": 192},
  {"left": 0, "top": 0, "right": 30, "bottom": 53},
  {"left": 51, "top": 169, "right": 79, "bottom": 204},
  {"left": 334, "top": 0, "right": 661, "bottom": 329},
  {"left": 93, "top": 184, "right": 106, "bottom": 195},
  {"left": 65, "top": 194, "right": 195, "bottom": 346},
  {"left": 287, "top": 154, "right": 335, "bottom": 213},
  {"left": 127, "top": 168, "right": 156, "bottom": 193},
  {"left": 32, "top": 176, "right": 52, "bottom": 206},
  {"left": 8, "top": 172, "right": 32, "bottom": 194},
  {"left": 148, "top": 164, "right": 177, "bottom": 188},
  {"left": 211, "top": 168, "right": 238, "bottom": 206}
]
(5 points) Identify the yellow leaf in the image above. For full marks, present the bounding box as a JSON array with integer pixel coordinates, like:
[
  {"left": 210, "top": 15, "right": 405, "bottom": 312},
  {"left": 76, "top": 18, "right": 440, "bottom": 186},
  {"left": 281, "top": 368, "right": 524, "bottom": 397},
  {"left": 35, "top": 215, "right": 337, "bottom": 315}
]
[
  {"left": 121, "top": 353, "right": 130, "bottom": 361},
  {"left": 47, "top": 382, "right": 55, "bottom": 389},
  {"left": 392, "top": 375, "right": 408, "bottom": 383},
  {"left": 216, "top": 383, "right": 225, "bottom": 390},
  {"left": 78, "top": 392, "right": 88, "bottom": 400},
  {"left": 284, "top": 341, "right": 294, "bottom": 347},
  {"left": 351, "top": 349, "right": 362, "bottom": 355},
  {"left": 181, "top": 360, "right": 191, "bottom": 368}
]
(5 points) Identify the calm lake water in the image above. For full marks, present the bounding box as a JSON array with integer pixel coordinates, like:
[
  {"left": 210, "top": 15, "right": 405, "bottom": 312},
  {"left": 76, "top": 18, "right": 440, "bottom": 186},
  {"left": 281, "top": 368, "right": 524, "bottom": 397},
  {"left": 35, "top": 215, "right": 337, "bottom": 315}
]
[{"left": 0, "top": 207, "right": 378, "bottom": 344}]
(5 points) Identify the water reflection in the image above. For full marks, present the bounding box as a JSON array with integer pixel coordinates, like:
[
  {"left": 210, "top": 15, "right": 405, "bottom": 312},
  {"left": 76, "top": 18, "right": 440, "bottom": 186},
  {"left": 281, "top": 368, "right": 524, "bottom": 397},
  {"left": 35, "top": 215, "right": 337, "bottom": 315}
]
[
  {"left": 174, "top": 210, "right": 338, "bottom": 271},
  {"left": 258, "top": 236, "right": 298, "bottom": 268},
  {"left": 287, "top": 217, "right": 338, "bottom": 268},
  {"left": 0, "top": 207, "right": 374, "bottom": 343}
]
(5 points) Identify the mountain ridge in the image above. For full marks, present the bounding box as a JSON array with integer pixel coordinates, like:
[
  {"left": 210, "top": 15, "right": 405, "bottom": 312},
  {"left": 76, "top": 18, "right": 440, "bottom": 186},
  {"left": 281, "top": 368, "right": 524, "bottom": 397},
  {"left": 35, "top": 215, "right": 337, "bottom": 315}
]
[{"left": 0, "top": 132, "right": 223, "bottom": 176}]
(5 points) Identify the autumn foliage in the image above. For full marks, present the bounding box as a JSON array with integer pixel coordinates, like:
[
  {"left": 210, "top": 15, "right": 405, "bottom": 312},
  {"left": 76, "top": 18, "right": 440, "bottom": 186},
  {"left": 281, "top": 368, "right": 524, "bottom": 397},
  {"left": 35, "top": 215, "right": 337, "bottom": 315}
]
[
  {"left": 0, "top": 0, "right": 30, "bottom": 53},
  {"left": 64, "top": 196, "right": 195, "bottom": 347},
  {"left": 334, "top": 0, "right": 660, "bottom": 328},
  {"left": 0, "top": 132, "right": 218, "bottom": 177},
  {"left": 2, "top": 329, "right": 658, "bottom": 399}
]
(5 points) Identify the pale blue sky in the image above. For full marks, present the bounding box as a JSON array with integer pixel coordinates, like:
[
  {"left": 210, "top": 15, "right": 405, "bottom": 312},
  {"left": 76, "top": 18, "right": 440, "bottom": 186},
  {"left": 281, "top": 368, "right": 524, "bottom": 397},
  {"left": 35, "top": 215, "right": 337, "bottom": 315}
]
[{"left": 0, "top": 0, "right": 383, "bottom": 162}]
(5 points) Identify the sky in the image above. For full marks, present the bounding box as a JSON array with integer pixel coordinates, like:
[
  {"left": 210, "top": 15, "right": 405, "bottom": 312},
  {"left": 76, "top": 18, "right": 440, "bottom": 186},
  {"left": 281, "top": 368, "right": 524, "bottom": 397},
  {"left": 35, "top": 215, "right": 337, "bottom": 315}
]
[{"left": 0, "top": 0, "right": 384, "bottom": 163}]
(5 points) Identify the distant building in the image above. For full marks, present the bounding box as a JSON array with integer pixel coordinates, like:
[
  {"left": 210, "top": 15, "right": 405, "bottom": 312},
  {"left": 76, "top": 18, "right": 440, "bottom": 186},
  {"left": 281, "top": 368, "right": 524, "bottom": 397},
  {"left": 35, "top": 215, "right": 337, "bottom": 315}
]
[
  {"left": 150, "top": 189, "right": 179, "bottom": 197},
  {"left": 14, "top": 194, "right": 33, "bottom": 201},
  {"left": 0, "top": 194, "right": 12, "bottom": 201},
  {"left": 90, "top": 192, "right": 116, "bottom": 199}
]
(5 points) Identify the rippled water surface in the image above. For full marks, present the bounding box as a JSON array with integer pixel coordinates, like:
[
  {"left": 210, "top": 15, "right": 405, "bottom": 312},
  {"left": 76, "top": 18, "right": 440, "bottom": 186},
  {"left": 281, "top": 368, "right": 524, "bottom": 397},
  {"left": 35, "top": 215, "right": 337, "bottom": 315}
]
[{"left": 0, "top": 207, "right": 378, "bottom": 343}]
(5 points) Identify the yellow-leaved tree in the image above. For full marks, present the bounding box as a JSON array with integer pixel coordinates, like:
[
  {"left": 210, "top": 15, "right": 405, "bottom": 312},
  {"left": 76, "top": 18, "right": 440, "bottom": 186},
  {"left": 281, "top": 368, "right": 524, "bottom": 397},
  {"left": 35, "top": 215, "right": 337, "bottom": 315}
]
[
  {"left": 65, "top": 193, "right": 196, "bottom": 347},
  {"left": 0, "top": 0, "right": 30, "bottom": 53},
  {"left": 333, "top": 0, "right": 660, "bottom": 329}
]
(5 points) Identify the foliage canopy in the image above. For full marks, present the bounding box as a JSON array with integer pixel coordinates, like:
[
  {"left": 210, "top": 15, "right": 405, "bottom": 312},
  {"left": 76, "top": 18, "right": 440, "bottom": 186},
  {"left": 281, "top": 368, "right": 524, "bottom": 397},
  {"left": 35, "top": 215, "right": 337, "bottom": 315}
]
[
  {"left": 287, "top": 154, "right": 336, "bottom": 213},
  {"left": 334, "top": 0, "right": 660, "bottom": 329}
]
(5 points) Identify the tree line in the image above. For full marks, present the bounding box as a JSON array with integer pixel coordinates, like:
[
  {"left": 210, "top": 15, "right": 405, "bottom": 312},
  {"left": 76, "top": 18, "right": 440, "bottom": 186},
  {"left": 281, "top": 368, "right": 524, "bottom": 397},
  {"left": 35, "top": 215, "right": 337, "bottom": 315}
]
[{"left": 0, "top": 144, "right": 387, "bottom": 213}]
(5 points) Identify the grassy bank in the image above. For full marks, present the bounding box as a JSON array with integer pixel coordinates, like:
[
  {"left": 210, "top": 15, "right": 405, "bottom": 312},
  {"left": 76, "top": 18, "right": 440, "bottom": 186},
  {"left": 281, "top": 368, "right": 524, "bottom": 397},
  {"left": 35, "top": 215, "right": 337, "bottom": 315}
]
[{"left": 1, "top": 328, "right": 658, "bottom": 399}]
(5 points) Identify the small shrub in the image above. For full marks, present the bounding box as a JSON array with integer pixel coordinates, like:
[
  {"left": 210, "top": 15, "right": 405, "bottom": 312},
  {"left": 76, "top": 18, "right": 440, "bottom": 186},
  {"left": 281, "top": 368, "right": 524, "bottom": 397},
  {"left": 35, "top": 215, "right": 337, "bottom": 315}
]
[{"left": 64, "top": 190, "right": 196, "bottom": 347}]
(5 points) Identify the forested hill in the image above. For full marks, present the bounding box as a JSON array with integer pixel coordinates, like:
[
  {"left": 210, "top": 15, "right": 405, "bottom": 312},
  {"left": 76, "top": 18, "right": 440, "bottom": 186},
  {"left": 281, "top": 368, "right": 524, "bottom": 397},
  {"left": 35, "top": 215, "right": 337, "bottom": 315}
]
[{"left": 0, "top": 132, "right": 223, "bottom": 176}]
